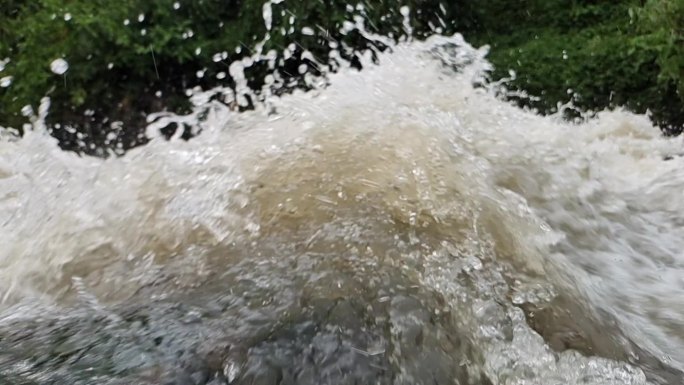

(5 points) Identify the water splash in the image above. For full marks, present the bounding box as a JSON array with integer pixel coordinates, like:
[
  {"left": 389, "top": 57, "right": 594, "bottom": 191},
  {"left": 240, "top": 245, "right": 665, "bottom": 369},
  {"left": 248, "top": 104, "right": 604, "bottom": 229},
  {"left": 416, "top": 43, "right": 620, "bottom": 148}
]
[{"left": 1, "top": 4, "right": 684, "bottom": 385}]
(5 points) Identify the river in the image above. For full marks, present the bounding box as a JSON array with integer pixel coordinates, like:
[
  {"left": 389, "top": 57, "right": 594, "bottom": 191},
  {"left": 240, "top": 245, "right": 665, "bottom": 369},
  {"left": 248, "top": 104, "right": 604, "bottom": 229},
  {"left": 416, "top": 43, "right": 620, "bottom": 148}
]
[{"left": 0, "top": 21, "right": 683, "bottom": 385}]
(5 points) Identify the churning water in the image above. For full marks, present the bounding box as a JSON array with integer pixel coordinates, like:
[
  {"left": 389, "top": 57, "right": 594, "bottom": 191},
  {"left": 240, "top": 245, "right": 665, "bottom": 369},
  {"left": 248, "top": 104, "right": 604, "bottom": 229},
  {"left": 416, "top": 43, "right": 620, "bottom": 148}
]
[{"left": 1, "top": 19, "right": 684, "bottom": 385}]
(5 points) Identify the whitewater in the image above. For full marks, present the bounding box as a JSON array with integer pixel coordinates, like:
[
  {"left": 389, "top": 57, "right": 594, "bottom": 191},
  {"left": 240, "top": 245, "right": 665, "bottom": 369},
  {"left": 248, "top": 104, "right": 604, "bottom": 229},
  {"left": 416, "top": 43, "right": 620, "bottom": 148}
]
[{"left": 0, "top": 18, "right": 683, "bottom": 385}]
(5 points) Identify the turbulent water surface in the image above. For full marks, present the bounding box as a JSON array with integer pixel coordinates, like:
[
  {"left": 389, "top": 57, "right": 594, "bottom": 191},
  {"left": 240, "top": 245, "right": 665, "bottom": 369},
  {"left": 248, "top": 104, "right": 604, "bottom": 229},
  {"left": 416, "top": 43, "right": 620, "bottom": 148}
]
[{"left": 1, "top": 26, "right": 684, "bottom": 385}]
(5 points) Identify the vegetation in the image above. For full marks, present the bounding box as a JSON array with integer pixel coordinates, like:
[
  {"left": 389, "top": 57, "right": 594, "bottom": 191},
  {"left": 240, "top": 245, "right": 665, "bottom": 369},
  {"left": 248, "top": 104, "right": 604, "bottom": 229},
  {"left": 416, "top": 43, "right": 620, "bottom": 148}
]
[
  {"left": 465, "top": 0, "right": 683, "bottom": 134},
  {"left": 0, "top": 0, "right": 682, "bottom": 154}
]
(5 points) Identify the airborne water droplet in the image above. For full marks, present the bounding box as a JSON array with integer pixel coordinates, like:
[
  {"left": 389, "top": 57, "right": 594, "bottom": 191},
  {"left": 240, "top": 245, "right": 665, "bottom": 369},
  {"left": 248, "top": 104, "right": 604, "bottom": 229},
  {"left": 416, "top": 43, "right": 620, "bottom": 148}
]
[
  {"left": 64, "top": 13, "right": 72, "bottom": 21},
  {"left": 50, "top": 58, "right": 69, "bottom": 75},
  {"left": 173, "top": 2, "right": 180, "bottom": 10},
  {"left": 302, "top": 27, "right": 315, "bottom": 36},
  {"left": 21, "top": 105, "right": 33, "bottom": 117},
  {"left": 0, "top": 76, "right": 12, "bottom": 88},
  {"left": 138, "top": 13, "right": 145, "bottom": 22},
  {"left": 262, "top": 2, "right": 273, "bottom": 31}
]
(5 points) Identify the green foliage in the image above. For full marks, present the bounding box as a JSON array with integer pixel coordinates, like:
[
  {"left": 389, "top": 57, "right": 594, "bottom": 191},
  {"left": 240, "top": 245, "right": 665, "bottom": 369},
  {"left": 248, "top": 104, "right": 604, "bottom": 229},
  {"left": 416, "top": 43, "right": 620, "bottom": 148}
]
[
  {"left": 635, "top": 0, "right": 684, "bottom": 103},
  {"left": 465, "top": 0, "right": 683, "bottom": 133}
]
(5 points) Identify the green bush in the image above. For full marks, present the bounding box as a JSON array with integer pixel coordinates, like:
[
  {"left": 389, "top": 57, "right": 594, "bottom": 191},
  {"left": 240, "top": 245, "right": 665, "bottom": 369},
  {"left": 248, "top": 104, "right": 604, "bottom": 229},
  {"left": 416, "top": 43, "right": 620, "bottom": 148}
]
[
  {"left": 633, "top": 0, "right": 684, "bottom": 132},
  {"left": 465, "top": 0, "right": 683, "bottom": 133}
]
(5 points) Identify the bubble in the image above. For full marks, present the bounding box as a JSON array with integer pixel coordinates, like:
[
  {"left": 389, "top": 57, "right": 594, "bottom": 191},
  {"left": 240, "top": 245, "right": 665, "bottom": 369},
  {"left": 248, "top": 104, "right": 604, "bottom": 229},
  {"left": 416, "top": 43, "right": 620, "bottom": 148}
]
[
  {"left": 50, "top": 58, "right": 69, "bottom": 75},
  {"left": 0, "top": 76, "right": 12, "bottom": 88}
]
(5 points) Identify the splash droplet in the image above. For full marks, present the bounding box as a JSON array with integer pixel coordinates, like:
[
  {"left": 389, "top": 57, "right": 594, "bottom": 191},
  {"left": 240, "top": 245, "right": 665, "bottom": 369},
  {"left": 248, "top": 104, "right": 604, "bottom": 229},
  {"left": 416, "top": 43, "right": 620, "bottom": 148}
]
[
  {"left": 216, "top": 72, "right": 226, "bottom": 80},
  {"left": 302, "top": 27, "right": 315, "bottom": 36},
  {"left": 21, "top": 105, "right": 33, "bottom": 117},
  {"left": 262, "top": 2, "right": 273, "bottom": 31},
  {"left": 50, "top": 58, "right": 69, "bottom": 75},
  {"left": 138, "top": 13, "right": 145, "bottom": 22},
  {"left": 64, "top": 13, "right": 72, "bottom": 21},
  {"left": 0, "top": 76, "right": 12, "bottom": 88},
  {"left": 173, "top": 2, "right": 180, "bottom": 10}
]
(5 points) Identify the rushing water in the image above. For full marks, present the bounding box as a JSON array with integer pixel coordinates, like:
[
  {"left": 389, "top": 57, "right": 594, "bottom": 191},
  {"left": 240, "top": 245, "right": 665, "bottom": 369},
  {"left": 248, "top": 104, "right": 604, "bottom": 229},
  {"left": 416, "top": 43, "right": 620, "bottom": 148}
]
[{"left": 2, "top": 24, "right": 684, "bottom": 385}]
